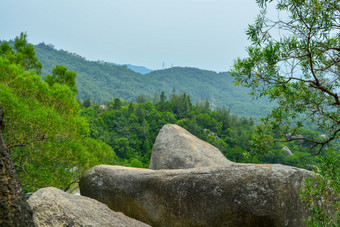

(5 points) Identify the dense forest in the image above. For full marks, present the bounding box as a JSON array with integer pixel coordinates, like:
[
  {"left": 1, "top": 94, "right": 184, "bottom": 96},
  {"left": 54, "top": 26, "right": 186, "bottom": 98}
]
[
  {"left": 80, "top": 93, "right": 318, "bottom": 170},
  {"left": 31, "top": 42, "right": 275, "bottom": 119},
  {"left": 0, "top": 34, "right": 117, "bottom": 193},
  {"left": 0, "top": 35, "right": 320, "bottom": 194}
]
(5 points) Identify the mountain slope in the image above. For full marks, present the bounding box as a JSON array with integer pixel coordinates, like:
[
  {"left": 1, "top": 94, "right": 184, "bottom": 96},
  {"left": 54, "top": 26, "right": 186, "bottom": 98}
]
[
  {"left": 34, "top": 43, "right": 274, "bottom": 118},
  {"left": 146, "top": 67, "right": 273, "bottom": 117},
  {"left": 35, "top": 43, "right": 152, "bottom": 103},
  {"left": 108, "top": 62, "right": 153, "bottom": 74},
  {"left": 126, "top": 64, "right": 153, "bottom": 74}
]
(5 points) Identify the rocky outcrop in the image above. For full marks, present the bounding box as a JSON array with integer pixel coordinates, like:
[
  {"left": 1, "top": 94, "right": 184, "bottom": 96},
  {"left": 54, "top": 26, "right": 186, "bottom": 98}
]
[
  {"left": 0, "top": 106, "right": 35, "bottom": 226},
  {"left": 203, "top": 129, "right": 221, "bottom": 140},
  {"left": 28, "top": 187, "right": 150, "bottom": 227},
  {"left": 80, "top": 124, "right": 312, "bottom": 226},
  {"left": 149, "top": 124, "right": 233, "bottom": 170},
  {"left": 80, "top": 164, "right": 311, "bottom": 227},
  {"left": 282, "top": 146, "right": 294, "bottom": 156}
]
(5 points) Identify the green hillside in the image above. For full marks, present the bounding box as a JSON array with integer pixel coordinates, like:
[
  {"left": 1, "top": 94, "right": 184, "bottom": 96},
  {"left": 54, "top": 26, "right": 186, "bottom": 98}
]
[
  {"left": 33, "top": 43, "right": 274, "bottom": 118},
  {"left": 146, "top": 67, "right": 274, "bottom": 117},
  {"left": 34, "top": 43, "right": 147, "bottom": 103}
]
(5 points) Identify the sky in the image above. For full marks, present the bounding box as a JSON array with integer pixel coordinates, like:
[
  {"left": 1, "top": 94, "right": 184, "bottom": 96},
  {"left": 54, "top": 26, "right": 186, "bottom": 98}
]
[{"left": 0, "top": 0, "right": 263, "bottom": 72}]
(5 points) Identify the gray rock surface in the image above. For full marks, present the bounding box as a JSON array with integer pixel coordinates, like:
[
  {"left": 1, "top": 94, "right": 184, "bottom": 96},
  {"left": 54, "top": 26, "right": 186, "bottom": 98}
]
[
  {"left": 149, "top": 124, "right": 233, "bottom": 170},
  {"left": 28, "top": 187, "right": 150, "bottom": 227},
  {"left": 80, "top": 164, "right": 311, "bottom": 227}
]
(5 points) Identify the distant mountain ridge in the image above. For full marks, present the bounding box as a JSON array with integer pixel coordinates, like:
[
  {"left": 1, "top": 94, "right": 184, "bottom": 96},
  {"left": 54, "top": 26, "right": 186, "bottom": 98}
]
[
  {"left": 108, "top": 62, "right": 153, "bottom": 74},
  {"left": 32, "top": 42, "right": 274, "bottom": 118},
  {"left": 126, "top": 64, "right": 153, "bottom": 74}
]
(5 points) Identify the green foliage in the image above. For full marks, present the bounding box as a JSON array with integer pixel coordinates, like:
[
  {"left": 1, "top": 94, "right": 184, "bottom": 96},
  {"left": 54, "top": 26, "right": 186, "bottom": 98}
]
[
  {"left": 136, "top": 94, "right": 148, "bottom": 104},
  {"left": 231, "top": 0, "right": 340, "bottom": 224},
  {"left": 82, "top": 97, "right": 92, "bottom": 108},
  {"left": 300, "top": 151, "right": 340, "bottom": 226},
  {"left": 0, "top": 32, "right": 42, "bottom": 74},
  {"left": 45, "top": 64, "right": 77, "bottom": 94},
  {"left": 231, "top": 0, "right": 339, "bottom": 153},
  {"left": 0, "top": 36, "right": 116, "bottom": 193},
  {"left": 106, "top": 98, "right": 123, "bottom": 110},
  {"left": 31, "top": 42, "right": 275, "bottom": 119},
  {"left": 81, "top": 91, "right": 317, "bottom": 169},
  {"left": 130, "top": 158, "right": 143, "bottom": 168}
]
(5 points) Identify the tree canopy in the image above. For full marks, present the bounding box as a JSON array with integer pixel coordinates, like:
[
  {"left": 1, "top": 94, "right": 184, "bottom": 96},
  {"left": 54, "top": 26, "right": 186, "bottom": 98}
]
[
  {"left": 231, "top": 1, "right": 339, "bottom": 225},
  {"left": 45, "top": 64, "right": 78, "bottom": 94},
  {"left": 0, "top": 34, "right": 116, "bottom": 193},
  {"left": 0, "top": 32, "right": 42, "bottom": 74},
  {"left": 231, "top": 0, "right": 339, "bottom": 153},
  {"left": 81, "top": 91, "right": 319, "bottom": 170}
]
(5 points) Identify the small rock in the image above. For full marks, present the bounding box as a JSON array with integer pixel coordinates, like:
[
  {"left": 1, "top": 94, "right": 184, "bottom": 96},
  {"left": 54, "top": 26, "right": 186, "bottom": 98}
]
[
  {"left": 282, "top": 146, "right": 294, "bottom": 156},
  {"left": 28, "top": 187, "right": 150, "bottom": 227}
]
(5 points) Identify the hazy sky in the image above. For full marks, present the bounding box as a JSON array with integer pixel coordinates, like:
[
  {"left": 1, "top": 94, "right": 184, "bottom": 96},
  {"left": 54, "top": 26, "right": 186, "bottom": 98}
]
[{"left": 1, "top": 0, "right": 262, "bottom": 72}]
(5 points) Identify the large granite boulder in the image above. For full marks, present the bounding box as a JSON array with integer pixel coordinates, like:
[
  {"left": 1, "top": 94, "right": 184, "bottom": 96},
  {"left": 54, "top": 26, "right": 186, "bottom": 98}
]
[
  {"left": 0, "top": 106, "right": 34, "bottom": 226},
  {"left": 80, "top": 164, "right": 311, "bottom": 227},
  {"left": 149, "top": 124, "right": 233, "bottom": 170},
  {"left": 28, "top": 187, "right": 150, "bottom": 227}
]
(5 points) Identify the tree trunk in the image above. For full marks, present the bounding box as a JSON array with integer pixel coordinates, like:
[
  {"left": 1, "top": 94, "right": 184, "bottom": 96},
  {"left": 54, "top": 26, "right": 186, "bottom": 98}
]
[{"left": 0, "top": 106, "right": 35, "bottom": 226}]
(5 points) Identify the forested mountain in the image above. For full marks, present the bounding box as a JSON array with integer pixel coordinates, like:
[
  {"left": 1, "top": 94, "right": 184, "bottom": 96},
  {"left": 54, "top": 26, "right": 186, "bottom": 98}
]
[
  {"left": 32, "top": 43, "right": 275, "bottom": 119},
  {"left": 146, "top": 68, "right": 274, "bottom": 117},
  {"left": 108, "top": 62, "right": 153, "bottom": 74},
  {"left": 125, "top": 64, "right": 153, "bottom": 74}
]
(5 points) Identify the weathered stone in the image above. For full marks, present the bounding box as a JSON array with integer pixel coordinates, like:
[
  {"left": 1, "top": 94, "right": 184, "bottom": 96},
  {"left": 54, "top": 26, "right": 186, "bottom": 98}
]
[
  {"left": 149, "top": 124, "right": 233, "bottom": 170},
  {"left": 28, "top": 187, "right": 150, "bottom": 227},
  {"left": 0, "top": 106, "right": 35, "bottom": 226},
  {"left": 282, "top": 146, "right": 294, "bottom": 156},
  {"left": 80, "top": 164, "right": 311, "bottom": 227}
]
